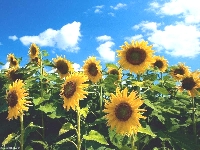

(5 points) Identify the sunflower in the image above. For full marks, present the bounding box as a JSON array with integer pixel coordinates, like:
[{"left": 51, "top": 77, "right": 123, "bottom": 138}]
[
  {"left": 6, "top": 68, "right": 23, "bottom": 81},
  {"left": 60, "top": 72, "right": 89, "bottom": 111},
  {"left": 107, "top": 67, "right": 123, "bottom": 80},
  {"left": 6, "top": 79, "right": 29, "bottom": 120},
  {"left": 53, "top": 56, "right": 74, "bottom": 79},
  {"left": 7, "top": 53, "right": 19, "bottom": 69},
  {"left": 152, "top": 56, "right": 168, "bottom": 72},
  {"left": 104, "top": 87, "right": 146, "bottom": 136},
  {"left": 83, "top": 56, "right": 102, "bottom": 83},
  {"left": 178, "top": 71, "right": 200, "bottom": 97},
  {"left": 31, "top": 56, "right": 41, "bottom": 66},
  {"left": 170, "top": 63, "right": 190, "bottom": 81},
  {"left": 29, "top": 43, "right": 40, "bottom": 59},
  {"left": 117, "top": 40, "right": 154, "bottom": 74}
]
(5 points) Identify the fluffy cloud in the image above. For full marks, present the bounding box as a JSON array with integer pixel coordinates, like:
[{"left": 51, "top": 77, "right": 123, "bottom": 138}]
[
  {"left": 8, "top": 35, "right": 18, "bottom": 41},
  {"left": 96, "top": 35, "right": 115, "bottom": 62},
  {"left": 20, "top": 21, "right": 81, "bottom": 52},
  {"left": 134, "top": 21, "right": 200, "bottom": 57},
  {"left": 1, "top": 62, "right": 9, "bottom": 70},
  {"left": 124, "top": 34, "right": 144, "bottom": 42},
  {"left": 110, "top": 3, "right": 127, "bottom": 10},
  {"left": 150, "top": 0, "right": 200, "bottom": 24},
  {"left": 73, "top": 63, "right": 82, "bottom": 71}
]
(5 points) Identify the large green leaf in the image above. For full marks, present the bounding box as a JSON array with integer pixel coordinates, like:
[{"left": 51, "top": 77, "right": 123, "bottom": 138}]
[
  {"left": 59, "top": 122, "right": 75, "bottom": 136},
  {"left": 38, "top": 103, "right": 56, "bottom": 113},
  {"left": 2, "top": 133, "right": 18, "bottom": 146},
  {"left": 105, "top": 63, "right": 118, "bottom": 69},
  {"left": 151, "top": 85, "right": 169, "bottom": 95},
  {"left": 83, "top": 130, "right": 108, "bottom": 145},
  {"left": 138, "top": 125, "right": 156, "bottom": 138}
]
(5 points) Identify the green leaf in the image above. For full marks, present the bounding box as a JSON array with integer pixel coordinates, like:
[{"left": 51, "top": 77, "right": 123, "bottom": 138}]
[
  {"left": 33, "top": 97, "right": 45, "bottom": 106},
  {"left": 151, "top": 85, "right": 169, "bottom": 95},
  {"left": 31, "top": 141, "right": 48, "bottom": 149},
  {"left": 56, "top": 137, "right": 74, "bottom": 145},
  {"left": 38, "top": 103, "right": 56, "bottom": 113},
  {"left": 83, "top": 130, "right": 108, "bottom": 145},
  {"left": 80, "top": 107, "right": 89, "bottom": 118},
  {"left": 2, "top": 133, "right": 17, "bottom": 146},
  {"left": 25, "top": 146, "right": 34, "bottom": 150},
  {"left": 0, "top": 62, "right": 4, "bottom": 65},
  {"left": 41, "top": 50, "right": 49, "bottom": 57},
  {"left": 138, "top": 125, "right": 156, "bottom": 138},
  {"left": 106, "top": 63, "right": 118, "bottom": 69},
  {"left": 59, "top": 122, "right": 75, "bottom": 136}
]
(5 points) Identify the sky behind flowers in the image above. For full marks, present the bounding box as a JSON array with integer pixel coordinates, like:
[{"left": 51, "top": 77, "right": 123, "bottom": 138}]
[{"left": 0, "top": 0, "right": 200, "bottom": 71}]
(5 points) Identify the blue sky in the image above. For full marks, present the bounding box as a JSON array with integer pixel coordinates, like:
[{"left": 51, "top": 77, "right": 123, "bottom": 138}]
[{"left": 0, "top": 0, "right": 200, "bottom": 71}]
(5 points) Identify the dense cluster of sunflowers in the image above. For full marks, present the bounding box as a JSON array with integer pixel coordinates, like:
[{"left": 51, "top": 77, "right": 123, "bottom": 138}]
[{"left": 1, "top": 40, "right": 200, "bottom": 149}]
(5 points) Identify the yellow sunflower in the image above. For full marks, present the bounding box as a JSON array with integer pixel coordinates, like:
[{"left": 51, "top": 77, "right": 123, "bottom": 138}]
[
  {"left": 104, "top": 87, "right": 146, "bottom": 136},
  {"left": 60, "top": 72, "right": 89, "bottom": 111},
  {"left": 152, "top": 56, "right": 168, "bottom": 72},
  {"left": 107, "top": 67, "right": 123, "bottom": 80},
  {"left": 83, "top": 56, "right": 102, "bottom": 83},
  {"left": 31, "top": 56, "right": 41, "bottom": 66},
  {"left": 6, "top": 68, "right": 23, "bottom": 81},
  {"left": 170, "top": 63, "right": 190, "bottom": 81},
  {"left": 29, "top": 43, "right": 40, "bottom": 59},
  {"left": 53, "top": 56, "right": 74, "bottom": 79},
  {"left": 178, "top": 71, "right": 200, "bottom": 97},
  {"left": 6, "top": 79, "right": 30, "bottom": 120},
  {"left": 117, "top": 40, "right": 155, "bottom": 74},
  {"left": 7, "top": 53, "right": 19, "bottom": 69}
]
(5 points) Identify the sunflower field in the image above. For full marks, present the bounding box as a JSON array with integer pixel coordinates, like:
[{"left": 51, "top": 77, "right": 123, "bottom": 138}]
[{"left": 0, "top": 41, "right": 200, "bottom": 150}]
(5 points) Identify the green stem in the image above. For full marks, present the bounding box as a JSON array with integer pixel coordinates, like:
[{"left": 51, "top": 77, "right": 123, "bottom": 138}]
[
  {"left": 77, "top": 107, "right": 81, "bottom": 150},
  {"left": 40, "top": 52, "right": 45, "bottom": 140},
  {"left": 100, "top": 85, "right": 103, "bottom": 117},
  {"left": 20, "top": 114, "right": 24, "bottom": 150},
  {"left": 192, "top": 97, "right": 197, "bottom": 144}
]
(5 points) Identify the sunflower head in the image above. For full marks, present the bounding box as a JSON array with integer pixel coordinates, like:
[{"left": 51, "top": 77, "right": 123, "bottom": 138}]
[
  {"left": 6, "top": 68, "right": 23, "bottom": 81},
  {"left": 29, "top": 43, "right": 40, "bottom": 59},
  {"left": 152, "top": 56, "right": 168, "bottom": 72},
  {"left": 53, "top": 56, "right": 74, "bottom": 79},
  {"left": 6, "top": 79, "right": 29, "bottom": 120},
  {"left": 60, "top": 72, "right": 89, "bottom": 111},
  {"left": 117, "top": 40, "right": 155, "bottom": 74},
  {"left": 178, "top": 71, "right": 200, "bottom": 97},
  {"left": 7, "top": 53, "right": 19, "bottom": 69},
  {"left": 83, "top": 56, "right": 102, "bottom": 83},
  {"left": 170, "top": 63, "right": 190, "bottom": 81},
  {"left": 31, "top": 56, "right": 41, "bottom": 66},
  {"left": 107, "top": 67, "right": 123, "bottom": 80},
  {"left": 104, "top": 87, "right": 146, "bottom": 136}
]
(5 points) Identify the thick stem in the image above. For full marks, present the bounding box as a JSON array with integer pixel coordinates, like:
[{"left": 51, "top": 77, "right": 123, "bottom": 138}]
[
  {"left": 100, "top": 85, "right": 103, "bottom": 117},
  {"left": 20, "top": 114, "right": 24, "bottom": 150},
  {"left": 40, "top": 53, "right": 45, "bottom": 140},
  {"left": 77, "top": 107, "right": 81, "bottom": 150},
  {"left": 192, "top": 97, "right": 197, "bottom": 144}
]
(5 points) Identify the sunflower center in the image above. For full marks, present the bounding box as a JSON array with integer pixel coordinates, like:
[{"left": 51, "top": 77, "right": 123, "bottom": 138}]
[
  {"left": 56, "top": 60, "right": 69, "bottom": 74},
  {"left": 88, "top": 63, "right": 98, "bottom": 76},
  {"left": 31, "top": 47, "right": 37, "bottom": 55},
  {"left": 11, "top": 60, "right": 17, "bottom": 66},
  {"left": 182, "top": 77, "right": 196, "bottom": 90},
  {"left": 174, "top": 68, "right": 184, "bottom": 75},
  {"left": 154, "top": 60, "right": 163, "bottom": 69},
  {"left": 109, "top": 69, "right": 119, "bottom": 75},
  {"left": 7, "top": 90, "right": 18, "bottom": 108},
  {"left": 126, "top": 48, "right": 146, "bottom": 65},
  {"left": 115, "top": 102, "right": 133, "bottom": 121},
  {"left": 63, "top": 81, "right": 76, "bottom": 98}
]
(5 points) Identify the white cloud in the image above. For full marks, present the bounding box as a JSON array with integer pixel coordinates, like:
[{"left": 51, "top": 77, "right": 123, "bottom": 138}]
[
  {"left": 1, "top": 62, "right": 9, "bottom": 69},
  {"left": 8, "top": 35, "right": 18, "bottom": 41},
  {"left": 136, "top": 22, "right": 200, "bottom": 57},
  {"left": 20, "top": 21, "right": 81, "bottom": 52},
  {"left": 124, "top": 34, "right": 143, "bottom": 42},
  {"left": 73, "top": 63, "right": 82, "bottom": 71},
  {"left": 0, "top": 42, "right": 2, "bottom": 45},
  {"left": 111, "top": 3, "right": 127, "bottom": 10},
  {"left": 94, "top": 5, "right": 104, "bottom": 13},
  {"left": 96, "top": 35, "right": 112, "bottom": 42},
  {"left": 108, "top": 12, "right": 115, "bottom": 17},
  {"left": 150, "top": 0, "right": 200, "bottom": 24},
  {"left": 133, "top": 21, "right": 160, "bottom": 32},
  {"left": 96, "top": 35, "right": 115, "bottom": 62}
]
